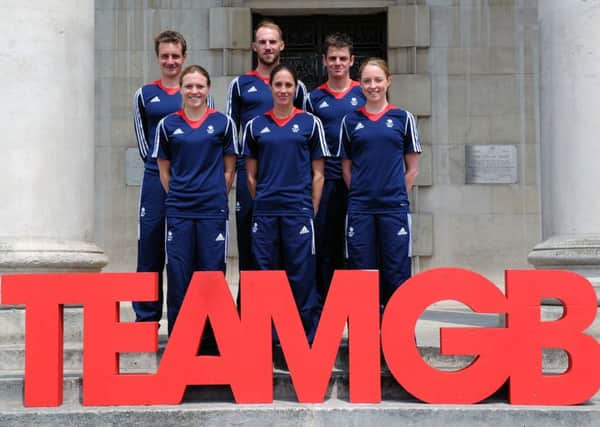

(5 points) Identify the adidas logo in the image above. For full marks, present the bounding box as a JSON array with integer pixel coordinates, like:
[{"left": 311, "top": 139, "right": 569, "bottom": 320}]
[
  {"left": 354, "top": 122, "right": 364, "bottom": 131},
  {"left": 319, "top": 100, "right": 329, "bottom": 109},
  {"left": 260, "top": 126, "right": 271, "bottom": 134},
  {"left": 215, "top": 233, "right": 225, "bottom": 242},
  {"left": 248, "top": 86, "right": 258, "bottom": 93},
  {"left": 150, "top": 96, "right": 160, "bottom": 103},
  {"left": 397, "top": 227, "right": 407, "bottom": 236},
  {"left": 172, "top": 128, "right": 184, "bottom": 136},
  {"left": 299, "top": 226, "right": 310, "bottom": 235}
]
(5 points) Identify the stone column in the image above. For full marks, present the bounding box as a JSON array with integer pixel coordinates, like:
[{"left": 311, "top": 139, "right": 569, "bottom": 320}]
[
  {"left": 528, "top": 0, "right": 600, "bottom": 301},
  {"left": 0, "top": 1, "right": 107, "bottom": 273}
]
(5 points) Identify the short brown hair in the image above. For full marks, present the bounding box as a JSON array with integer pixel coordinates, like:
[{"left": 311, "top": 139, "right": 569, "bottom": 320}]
[
  {"left": 323, "top": 33, "right": 354, "bottom": 56},
  {"left": 179, "top": 65, "right": 211, "bottom": 87},
  {"left": 154, "top": 30, "right": 187, "bottom": 57},
  {"left": 254, "top": 19, "right": 283, "bottom": 41}
]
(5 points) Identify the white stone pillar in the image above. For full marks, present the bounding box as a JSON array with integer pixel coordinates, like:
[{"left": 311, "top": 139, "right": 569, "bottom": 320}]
[
  {"left": 529, "top": 0, "right": 600, "bottom": 299},
  {"left": 0, "top": 1, "right": 107, "bottom": 272}
]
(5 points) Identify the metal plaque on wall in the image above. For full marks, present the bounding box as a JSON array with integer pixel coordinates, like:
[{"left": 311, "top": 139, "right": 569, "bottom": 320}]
[{"left": 465, "top": 144, "right": 518, "bottom": 184}]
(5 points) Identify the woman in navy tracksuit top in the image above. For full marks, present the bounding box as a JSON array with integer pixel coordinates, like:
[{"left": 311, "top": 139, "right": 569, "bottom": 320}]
[
  {"left": 242, "top": 64, "right": 329, "bottom": 342},
  {"left": 153, "top": 65, "right": 237, "bottom": 335},
  {"left": 340, "top": 58, "right": 422, "bottom": 309}
]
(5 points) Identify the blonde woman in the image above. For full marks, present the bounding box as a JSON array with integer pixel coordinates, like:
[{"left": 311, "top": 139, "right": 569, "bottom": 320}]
[{"left": 340, "top": 58, "right": 422, "bottom": 308}]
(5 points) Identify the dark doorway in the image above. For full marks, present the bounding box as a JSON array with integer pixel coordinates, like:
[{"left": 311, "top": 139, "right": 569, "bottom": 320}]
[{"left": 252, "top": 13, "right": 387, "bottom": 90}]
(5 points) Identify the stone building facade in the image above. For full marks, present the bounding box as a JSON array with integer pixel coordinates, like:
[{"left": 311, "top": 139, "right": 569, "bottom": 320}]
[
  {"left": 94, "top": 0, "right": 540, "bottom": 287},
  {"left": 6, "top": 1, "right": 599, "bottom": 297}
]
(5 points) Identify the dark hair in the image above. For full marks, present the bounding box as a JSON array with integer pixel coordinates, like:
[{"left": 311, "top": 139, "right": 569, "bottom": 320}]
[
  {"left": 254, "top": 19, "right": 283, "bottom": 41},
  {"left": 323, "top": 32, "right": 354, "bottom": 56},
  {"left": 269, "top": 64, "right": 298, "bottom": 86},
  {"left": 154, "top": 30, "right": 187, "bottom": 57},
  {"left": 179, "top": 65, "right": 211, "bottom": 87}
]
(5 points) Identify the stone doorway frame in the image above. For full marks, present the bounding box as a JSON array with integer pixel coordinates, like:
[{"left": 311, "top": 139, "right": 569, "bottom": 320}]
[
  {"left": 209, "top": 2, "right": 433, "bottom": 265},
  {"left": 251, "top": 12, "right": 387, "bottom": 90}
]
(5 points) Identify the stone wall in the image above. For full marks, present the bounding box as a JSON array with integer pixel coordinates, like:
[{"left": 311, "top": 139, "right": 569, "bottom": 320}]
[
  {"left": 95, "top": 0, "right": 227, "bottom": 274},
  {"left": 94, "top": 0, "right": 540, "bottom": 287},
  {"left": 418, "top": 0, "right": 540, "bottom": 285}
]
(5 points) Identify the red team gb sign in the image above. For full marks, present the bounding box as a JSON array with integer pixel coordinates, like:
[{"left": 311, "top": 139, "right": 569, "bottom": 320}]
[{"left": 1, "top": 268, "right": 599, "bottom": 407}]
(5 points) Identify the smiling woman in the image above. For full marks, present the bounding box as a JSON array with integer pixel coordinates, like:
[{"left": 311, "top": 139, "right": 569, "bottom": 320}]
[
  {"left": 359, "top": 58, "right": 391, "bottom": 109},
  {"left": 152, "top": 65, "right": 238, "bottom": 340},
  {"left": 340, "top": 57, "right": 422, "bottom": 310},
  {"left": 241, "top": 64, "right": 329, "bottom": 343},
  {"left": 269, "top": 64, "right": 297, "bottom": 116},
  {"left": 179, "top": 65, "right": 211, "bottom": 117}
]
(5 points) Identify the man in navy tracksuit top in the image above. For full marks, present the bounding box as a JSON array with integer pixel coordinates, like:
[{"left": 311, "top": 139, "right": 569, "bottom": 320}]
[
  {"left": 225, "top": 20, "right": 307, "bottom": 288},
  {"left": 306, "top": 33, "right": 365, "bottom": 302},
  {"left": 153, "top": 65, "right": 237, "bottom": 334},
  {"left": 340, "top": 58, "right": 421, "bottom": 308},
  {"left": 242, "top": 65, "right": 328, "bottom": 341},
  {"left": 132, "top": 30, "right": 188, "bottom": 323},
  {"left": 132, "top": 30, "right": 214, "bottom": 323}
]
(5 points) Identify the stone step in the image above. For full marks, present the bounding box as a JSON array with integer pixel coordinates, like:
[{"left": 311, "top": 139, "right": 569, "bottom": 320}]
[
  {"left": 0, "top": 305, "right": 166, "bottom": 344},
  {"left": 0, "top": 367, "right": 417, "bottom": 406},
  {"left": 0, "top": 344, "right": 159, "bottom": 372},
  {"left": 0, "top": 362, "right": 574, "bottom": 408},
  {"left": 0, "top": 302, "right": 595, "bottom": 426},
  {"left": 0, "top": 372, "right": 81, "bottom": 407},
  {"left": 0, "top": 339, "right": 569, "bottom": 374},
  {"left": 0, "top": 299, "right": 502, "bottom": 343},
  {"left": 5, "top": 300, "right": 594, "bottom": 347},
  {"left": 0, "top": 395, "right": 599, "bottom": 427},
  {"left": 0, "top": 278, "right": 239, "bottom": 345}
]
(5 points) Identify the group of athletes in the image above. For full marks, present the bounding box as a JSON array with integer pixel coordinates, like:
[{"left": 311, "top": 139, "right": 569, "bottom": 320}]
[{"left": 132, "top": 21, "right": 422, "bottom": 343}]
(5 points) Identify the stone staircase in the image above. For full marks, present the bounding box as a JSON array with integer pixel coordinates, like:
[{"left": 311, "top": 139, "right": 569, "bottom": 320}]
[{"left": 1, "top": 302, "right": 599, "bottom": 426}]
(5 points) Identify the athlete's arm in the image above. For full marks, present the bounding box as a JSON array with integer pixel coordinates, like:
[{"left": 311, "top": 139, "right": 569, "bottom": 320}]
[
  {"left": 225, "top": 78, "right": 241, "bottom": 129},
  {"left": 305, "top": 91, "right": 315, "bottom": 113},
  {"left": 339, "top": 115, "right": 351, "bottom": 188},
  {"left": 223, "top": 115, "right": 239, "bottom": 195},
  {"left": 404, "top": 153, "right": 420, "bottom": 192},
  {"left": 158, "top": 159, "right": 170, "bottom": 192},
  {"left": 342, "top": 159, "right": 352, "bottom": 189},
  {"left": 246, "top": 158, "right": 258, "bottom": 199},
  {"left": 295, "top": 80, "right": 309, "bottom": 110},
  {"left": 133, "top": 88, "right": 149, "bottom": 162},
  {"left": 224, "top": 155, "right": 236, "bottom": 194},
  {"left": 207, "top": 95, "right": 215, "bottom": 109},
  {"left": 311, "top": 159, "right": 325, "bottom": 215}
]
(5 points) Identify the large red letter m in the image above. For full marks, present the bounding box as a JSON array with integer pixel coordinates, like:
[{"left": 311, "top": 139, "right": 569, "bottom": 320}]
[{"left": 240, "top": 270, "right": 381, "bottom": 403}]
